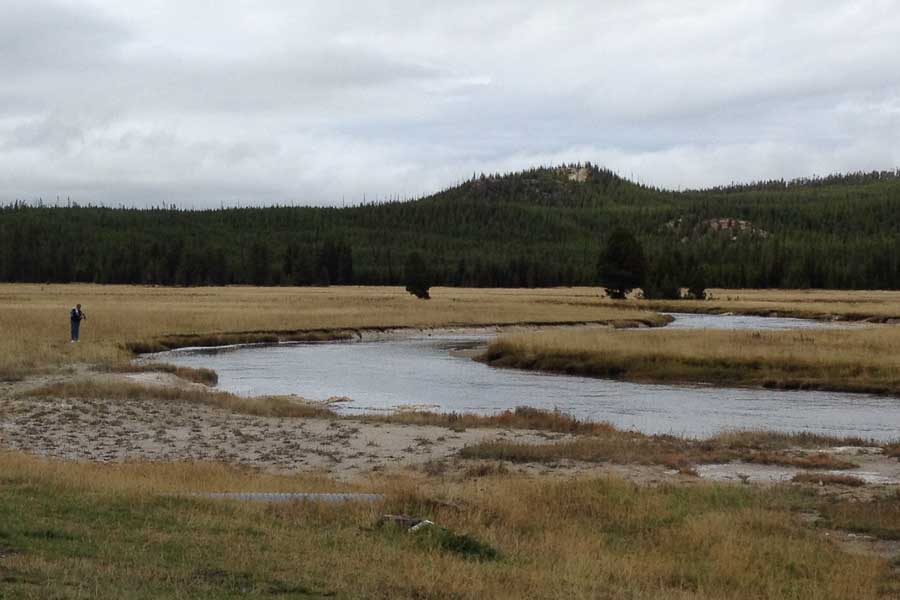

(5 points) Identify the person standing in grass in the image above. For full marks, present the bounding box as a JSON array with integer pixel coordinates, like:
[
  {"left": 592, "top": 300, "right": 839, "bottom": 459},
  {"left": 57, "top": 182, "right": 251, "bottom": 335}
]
[{"left": 70, "top": 303, "right": 86, "bottom": 342}]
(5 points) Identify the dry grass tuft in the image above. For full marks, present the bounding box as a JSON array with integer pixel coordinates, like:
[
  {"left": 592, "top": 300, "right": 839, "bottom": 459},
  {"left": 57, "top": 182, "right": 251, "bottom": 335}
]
[
  {"left": 818, "top": 492, "right": 900, "bottom": 540},
  {"left": 883, "top": 443, "right": 900, "bottom": 461},
  {"left": 24, "top": 380, "right": 336, "bottom": 419},
  {"left": 96, "top": 362, "right": 219, "bottom": 385},
  {"left": 746, "top": 452, "right": 859, "bottom": 470},
  {"left": 710, "top": 429, "right": 878, "bottom": 450},
  {"left": 364, "top": 406, "right": 617, "bottom": 435},
  {"left": 462, "top": 462, "right": 510, "bottom": 478},
  {"left": 459, "top": 429, "right": 863, "bottom": 471},
  {"left": 791, "top": 472, "right": 867, "bottom": 487}
]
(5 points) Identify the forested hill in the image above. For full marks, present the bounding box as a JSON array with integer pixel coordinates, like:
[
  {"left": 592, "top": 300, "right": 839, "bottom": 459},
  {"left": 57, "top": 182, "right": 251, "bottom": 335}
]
[{"left": 2, "top": 164, "right": 900, "bottom": 289}]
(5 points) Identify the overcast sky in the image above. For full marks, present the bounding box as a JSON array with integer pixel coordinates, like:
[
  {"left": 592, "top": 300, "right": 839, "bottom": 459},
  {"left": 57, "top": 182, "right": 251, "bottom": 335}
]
[{"left": 2, "top": 1, "right": 899, "bottom": 208}]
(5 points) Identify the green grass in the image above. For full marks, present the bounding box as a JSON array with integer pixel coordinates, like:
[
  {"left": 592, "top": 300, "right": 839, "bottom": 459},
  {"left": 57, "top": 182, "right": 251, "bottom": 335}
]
[{"left": 0, "top": 481, "right": 339, "bottom": 598}]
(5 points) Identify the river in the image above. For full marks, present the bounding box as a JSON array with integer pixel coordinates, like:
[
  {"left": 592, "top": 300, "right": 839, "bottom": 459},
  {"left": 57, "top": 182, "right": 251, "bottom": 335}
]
[{"left": 152, "top": 313, "right": 899, "bottom": 441}]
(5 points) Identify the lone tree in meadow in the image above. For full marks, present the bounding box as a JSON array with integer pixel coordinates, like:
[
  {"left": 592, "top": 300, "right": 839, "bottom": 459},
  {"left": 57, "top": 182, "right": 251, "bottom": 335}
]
[
  {"left": 598, "top": 228, "right": 646, "bottom": 299},
  {"left": 404, "top": 251, "right": 432, "bottom": 299},
  {"left": 684, "top": 262, "right": 708, "bottom": 300}
]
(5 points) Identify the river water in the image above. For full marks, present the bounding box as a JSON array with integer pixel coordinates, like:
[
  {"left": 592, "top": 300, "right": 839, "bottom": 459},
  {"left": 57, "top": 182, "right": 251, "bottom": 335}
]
[{"left": 154, "top": 314, "right": 900, "bottom": 441}]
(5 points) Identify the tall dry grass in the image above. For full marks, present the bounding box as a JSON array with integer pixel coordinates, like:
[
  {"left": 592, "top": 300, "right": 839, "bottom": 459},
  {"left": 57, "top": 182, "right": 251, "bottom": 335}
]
[
  {"left": 818, "top": 491, "right": 900, "bottom": 540},
  {"left": 0, "top": 284, "right": 660, "bottom": 376},
  {"left": 1, "top": 450, "right": 894, "bottom": 599},
  {"left": 791, "top": 472, "right": 867, "bottom": 487},
  {"left": 485, "top": 325, "right": 900, "bottom": 394},
  {"left": 362, "top": 406, "right": 618, "bottom": 434},
  {"left": 0, "top": 449, "right": 348, "bottom": 495}
]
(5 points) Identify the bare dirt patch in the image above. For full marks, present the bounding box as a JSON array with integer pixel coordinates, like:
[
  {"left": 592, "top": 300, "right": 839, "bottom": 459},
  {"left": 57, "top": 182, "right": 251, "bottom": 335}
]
[{"left": 0, "top": 371, "right": 561, "bottom": 481}]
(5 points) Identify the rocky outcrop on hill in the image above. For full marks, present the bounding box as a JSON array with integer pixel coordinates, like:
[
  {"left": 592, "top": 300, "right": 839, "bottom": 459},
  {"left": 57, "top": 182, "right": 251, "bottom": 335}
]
[{"left": 664, "top": 217, "right": 769, "bottom": 242}]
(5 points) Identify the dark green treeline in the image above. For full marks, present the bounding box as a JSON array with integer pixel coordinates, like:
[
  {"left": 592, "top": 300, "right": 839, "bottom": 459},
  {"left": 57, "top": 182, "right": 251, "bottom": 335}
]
[{"left": 2, "top": 165, "right": 899, "bottom": 289}]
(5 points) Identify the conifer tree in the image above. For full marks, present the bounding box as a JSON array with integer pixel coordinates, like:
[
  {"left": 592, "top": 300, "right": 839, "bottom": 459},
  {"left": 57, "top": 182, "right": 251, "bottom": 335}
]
[{"left": 598, "top": 228, "right": 646, "bottom": 299}]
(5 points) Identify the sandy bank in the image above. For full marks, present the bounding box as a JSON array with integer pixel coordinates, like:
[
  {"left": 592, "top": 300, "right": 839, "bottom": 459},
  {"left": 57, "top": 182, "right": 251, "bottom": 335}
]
[{"left": 1, "top": 369, "right": 897, "bottom": 494}]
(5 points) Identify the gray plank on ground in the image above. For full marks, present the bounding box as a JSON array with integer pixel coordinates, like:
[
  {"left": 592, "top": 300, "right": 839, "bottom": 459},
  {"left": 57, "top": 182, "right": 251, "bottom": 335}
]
[{"left": 189, "top": 492, "right": 383, "bottom": 504}]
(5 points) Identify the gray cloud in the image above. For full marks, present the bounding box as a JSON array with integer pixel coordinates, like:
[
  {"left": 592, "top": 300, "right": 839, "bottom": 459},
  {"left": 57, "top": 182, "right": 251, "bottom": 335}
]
[
  {"left": 0, "top": 2, "right": 125, "bottom": 73},
  {"left": 1, "top": 0, "right": 899, "bottom": 207}
]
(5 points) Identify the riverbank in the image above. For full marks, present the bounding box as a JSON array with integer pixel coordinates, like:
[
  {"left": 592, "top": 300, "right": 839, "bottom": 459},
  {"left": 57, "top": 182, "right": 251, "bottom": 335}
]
[
  {"left": 8, "top": 369, "right": 898, "bottom": 479},
  {"left": 482, "top": 325, "right": 900, "bottom": 396},
  {"left": 125, "top": 317, "right": 668, "bottom": 355}
]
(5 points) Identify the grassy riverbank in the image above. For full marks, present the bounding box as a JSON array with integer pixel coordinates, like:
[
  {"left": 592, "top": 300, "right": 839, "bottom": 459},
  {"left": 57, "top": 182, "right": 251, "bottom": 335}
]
[
  {"left": 1, "top": 450, "right": 897, "bottom": 599},
  {"left": 483, "top": 325, "right": 900, "bottom": 395},
  {"left": 0, "top": 284, "right": 665, "bottom": 379}
]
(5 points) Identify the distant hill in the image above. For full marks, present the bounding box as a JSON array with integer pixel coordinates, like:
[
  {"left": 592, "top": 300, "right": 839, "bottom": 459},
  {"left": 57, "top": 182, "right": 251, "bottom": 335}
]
[{"left": 2, "top": 164, "right": 900, "bottom": 289}]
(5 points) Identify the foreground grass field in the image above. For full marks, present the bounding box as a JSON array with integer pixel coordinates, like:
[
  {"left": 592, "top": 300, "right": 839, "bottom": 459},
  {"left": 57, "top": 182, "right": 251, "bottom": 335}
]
[
  {"left": 0, "top": 284, "right": 664, "bottom": 378},
  {"left": 484, "top": 324, "right": 900, "bottom": 395},
  {"left": 1, "top": 451, "right": 898, "bottom": 599}
]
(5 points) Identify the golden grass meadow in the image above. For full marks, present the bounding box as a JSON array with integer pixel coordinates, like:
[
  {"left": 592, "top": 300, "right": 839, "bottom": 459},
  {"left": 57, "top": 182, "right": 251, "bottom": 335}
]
[
  {"left": 483, "top": 324, "right": 900, "bottom": 395},
  {"left": 0, "top": 283, "right": 661, "bottom": 377},
  {"left": 2, "top": 283, "right": 900, "bottom": 598}
]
